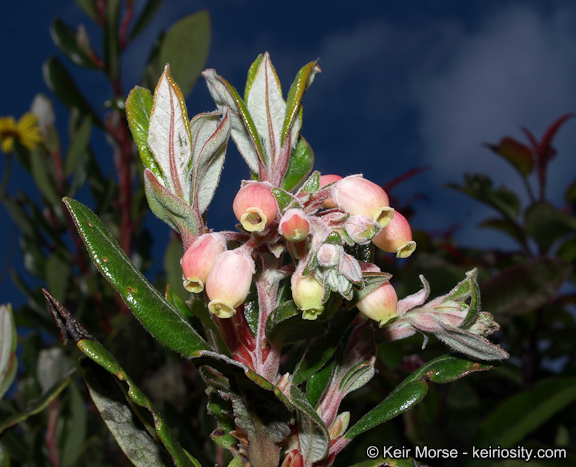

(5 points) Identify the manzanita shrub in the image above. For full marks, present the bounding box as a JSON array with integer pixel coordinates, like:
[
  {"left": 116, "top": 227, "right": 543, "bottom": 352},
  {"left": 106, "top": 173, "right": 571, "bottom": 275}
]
[{"left": 41, "top": 54, "right": 508, "bottom": 466}]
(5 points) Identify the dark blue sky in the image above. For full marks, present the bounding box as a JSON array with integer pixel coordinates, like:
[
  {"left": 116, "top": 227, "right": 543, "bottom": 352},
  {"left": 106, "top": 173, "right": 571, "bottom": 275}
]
[{"left": 2, "top": 0, "right": 576, "bottom": 307}]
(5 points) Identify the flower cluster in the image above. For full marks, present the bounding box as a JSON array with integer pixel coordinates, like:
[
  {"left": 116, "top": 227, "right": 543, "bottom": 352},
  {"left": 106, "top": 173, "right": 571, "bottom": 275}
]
[{"left": 181, "top": 172, "right": 415, "bottom": 324}]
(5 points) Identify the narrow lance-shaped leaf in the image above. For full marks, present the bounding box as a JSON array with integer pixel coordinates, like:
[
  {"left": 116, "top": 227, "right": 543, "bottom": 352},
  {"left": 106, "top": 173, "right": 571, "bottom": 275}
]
[
  {"left": 282, "top": 136, "right": 315, "bottom": 191},
  {"left": 282, "top": 60, "right": 321, "bottom": 144},
  {"left": 483, "top": 137, "right": 534, "bottom": 177},
  {"left": 129, "top": 0, "right": 164, "bottom": 39},
  {"left": 203, "top": 69, "right": 264, "bottom": 174},
  {"left": 148, "top": 65, "right": 193, "bottom": 199},
  {"left": 290, "top": 386, "right": 330, "bottom": 465},
  {"left": 245, "top": 52, "right": 286, "bottom": 170},
  {"left": 345, "top": 354, "right": 494, "bottom": 439},
  {"left": 63, "top": 197, "right": 208, "bottom": 356},
  {"left": 189, "top": 110, "right": 231, "bottom": 213}
]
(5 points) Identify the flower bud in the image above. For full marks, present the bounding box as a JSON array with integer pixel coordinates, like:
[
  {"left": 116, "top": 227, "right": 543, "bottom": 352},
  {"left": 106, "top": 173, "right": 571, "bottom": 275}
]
[
  {"left": 205, "top": 249, "right": 255, "bottom": 318},
  {"left": 372, "top": 210, "right": 416, "bottom": 258},
  {"left": 316, "top": 243, "right": 341, "bottom": 268},
  {"left": 181, "top": 233, "right": 227, "bottom": 293},
  {"left": 332, "top": 176, "right": 393, "bottom": 228},
  {"left": 344, "top": 215, "right": 380, "bottom": 245},
  {"left": 356, "top": 281, "right": 398, "bottom": 325},
  {"left": 320, "top": 174, "right": 342, "bottom": 208},
  {"left": 279, "top": 208, "right": 310, "bottom": 242},
  {"left": 233, "top": 181, "right": 278, "bottom": 232},
  {"left": 292, "top": 272, "right": 324, "bottom": 320}
]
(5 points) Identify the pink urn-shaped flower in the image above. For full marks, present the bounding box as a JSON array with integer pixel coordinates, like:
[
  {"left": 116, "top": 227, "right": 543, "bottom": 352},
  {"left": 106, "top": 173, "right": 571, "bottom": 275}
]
[
  {"left": 356, "top": 281, "right": 398, "bottom": 325},
  {"left": 233, "top": 181, "right": 278, "bottom": 232},
  {"left": 372, "top": 210, "right": 416, "bottom": 258},
  {"left": 319, "top": 174, "right": 342, "bottom": 208},
  {"left": 332, "top": 175, "right": 394, "bottom": 228},
  {"left": 205, "top": 249, "right": 255, "bottom": 318},
  {"left": 279, "top": 208, "right": 310, "bottom": 242},
  {"left": 181, "top": 233, "right": 227, "bottom": 293}
]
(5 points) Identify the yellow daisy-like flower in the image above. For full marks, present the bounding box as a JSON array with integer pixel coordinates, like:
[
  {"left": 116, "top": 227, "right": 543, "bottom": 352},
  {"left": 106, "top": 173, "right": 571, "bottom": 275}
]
[{"left": 0, "top": 113, "right": 43, "bottom": 154}]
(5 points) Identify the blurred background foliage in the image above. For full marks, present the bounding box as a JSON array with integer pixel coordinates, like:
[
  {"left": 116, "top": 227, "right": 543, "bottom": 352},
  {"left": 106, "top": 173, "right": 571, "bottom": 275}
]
[{"left": 0, "top": 1, "right": 575, "bottom": 466}]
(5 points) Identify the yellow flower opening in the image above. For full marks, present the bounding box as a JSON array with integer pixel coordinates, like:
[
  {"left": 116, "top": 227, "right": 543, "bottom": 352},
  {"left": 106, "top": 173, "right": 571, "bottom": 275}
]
[{"left": 0, "top": 113, "right": 43, "bottom": 154}]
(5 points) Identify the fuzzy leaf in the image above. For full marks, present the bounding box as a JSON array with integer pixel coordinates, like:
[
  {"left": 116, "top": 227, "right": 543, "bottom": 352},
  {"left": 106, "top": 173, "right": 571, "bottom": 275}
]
[
  {"left": 290, "top": 386, "right": 330, "bottom": 465},
  {"left": 81, "top": 358, "right": 199, "bottom": 467},
  {"left": 245, "top": 52, "right": 285, "bottom": 169},
  {"left": 126, "top": 86, "right": 164, "bottom": 180},
  {"left": 148, "top": 65, "right": 193, "bottom": 199},
  {"left": 158, "top": 10, "right": 211, "bottom": 98},
  {"left": 345, "top": 354, "right": 493, "bottom": 438},
  {"left": 190, "top": 110, "right": 230, "bottom": 213},
  {"left": 433, "top": 319, "right": 509, "bottom": 360},
  {"left": 203, "top": 69, "right": 264, "bottom": 173},
  {"left": 63, "top": 197, "right": 208, "bottom": 356},
  {"left": 144, "top": 169, "right": 200, "bottom": 247},
  {"left": 0, "top": 305, "right": 17, "bottom": 401}
]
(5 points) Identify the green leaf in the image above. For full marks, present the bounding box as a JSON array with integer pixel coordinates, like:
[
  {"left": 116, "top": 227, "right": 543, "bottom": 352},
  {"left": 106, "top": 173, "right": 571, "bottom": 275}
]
[
  {"left": 265, "top": 300, "right": 327, "bottom": 345},
  {"left": 50, "top": 19, "right": 98, "bottom": 69},
  {"left": 0, "top": 305, "right": 17, "bottom": 401},
  {"left": 65, "top": 115, "right": 92, "bottom": 176},
  {"left": 30, "top": 147, "right": 61, "bottom": 207},
  {"left": 484, "top": 137, "right": 534, "bottom": 176},
  {"left": 61, "top": 383, "right": 87, "bottom": 467},
  {"left": 475, "top": 377, "right": 576, "bottom": 448},
  {"left": 126, "top": 86, "right": 163, "bottom": 180},
  {"left": 290, "top": 386, "right": 330, "bottom": 464},
  {"left": 45, "top": 253, "right": 70, "bottom": 303},
  {"left": 206, "top": 392, "right": 237, "bottom": 449},
  {"left": 73, "top": 0, "right": 99, "bottom": 22},
  {"left": 163, "top": 236, "right": 187, "bottom": 299},
  {"left": 203, "top": 69, "right": 264, "bottom": 174},
  {"left": 434, "top": 321, "right": 509, "bottom": 360},
  {"left": 282, "top": 136, "right": 315, "bottom": 191},
  {"left": 525, "top": 201, "right": 576, "bottom": 252},
  {"left": 43, "top": 56, "right": 102, "bottom": 127},
  {"left": 82, "top": 358, "right": 198, "bottom": 467},
  {"left": 244, "top": 54, "right": 264, "bottom": 100},
  {"left": 103, "top": 0, "right": 120, "bottom": 81},
  {"left": 129, "top": 0, "right": 164, "bottom": 39},
  {"left": 63, "top": 197, "right": 209, "bottom": 356},
  {"left": 448, "top": 174, "right": 521, "bottom": 220},
  {"left": 293, "top": 308, "right": 358, "bottom": 385},
  {"left": 481, "top": 257, "right": 571, "bottom": 322},
  {"left": 158, "top": 10, "right": 211, "bottom": 98},
  {"left": 0, "top": 373, "right": 73, "bottom": 434},
  {"left": 281, "top": 60, "right": 321, "bottom": 144},
  {"left": 306, "top": 355, "right": 336, "bottom": 408},
  {"left": 345, "top": 354, "right": 493, "bottom": 438}
]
